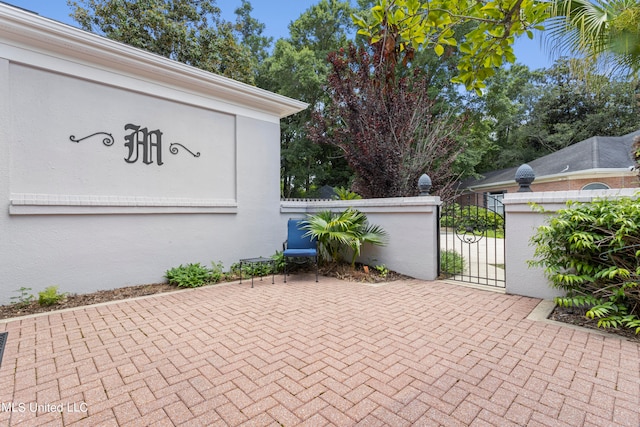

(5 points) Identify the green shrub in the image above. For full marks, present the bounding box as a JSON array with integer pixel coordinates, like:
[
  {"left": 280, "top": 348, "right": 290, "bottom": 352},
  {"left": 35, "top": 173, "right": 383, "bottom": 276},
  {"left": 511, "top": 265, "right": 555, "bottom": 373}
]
[
  {"left": 440, "top": 250, "right": 465, "bottom": 275},
  {"left": 38, "top": 286, "right": 66, "bottom": 306},
  {"left": 302, "top": 208, "right": 387, "bottom": 267},
  {"left": 374, "top": 264, "right": 389, "bottom": 278},
  {"left": 165, "top": 263, "right": 212, "bottom": 288},
  {"left": 530, "top": 196, "right": 640, "bottom": 334},
  {"left": 271, "top": 251, "right": 285, "bottom": 273},
  {"left": 441, "top": 203, "right": 504, "bottom": 233},
  {"left": 210, "top": 261, "right": 226, "bottom": 283},
  {"left": 231, "top": 261, "right": 270, "bottom": 278},
  {"left": 333, "top": 187, "right": 362, "bottom": 200},
  {"left": 229, "top": 252, "right": 284, "bottom": 280}
]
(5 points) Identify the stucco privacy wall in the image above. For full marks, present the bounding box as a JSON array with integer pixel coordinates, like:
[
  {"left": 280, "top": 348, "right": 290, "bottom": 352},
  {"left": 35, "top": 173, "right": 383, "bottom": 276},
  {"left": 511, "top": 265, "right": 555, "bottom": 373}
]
[
  {"left": 280, "top": 197, "right": 441, "bottom": 281},
  {"left": 503, "top": 188, "right": 638, "bottom": 299},
  {"left": 0, "top": 4, "right": 306, "bottom": 305}
]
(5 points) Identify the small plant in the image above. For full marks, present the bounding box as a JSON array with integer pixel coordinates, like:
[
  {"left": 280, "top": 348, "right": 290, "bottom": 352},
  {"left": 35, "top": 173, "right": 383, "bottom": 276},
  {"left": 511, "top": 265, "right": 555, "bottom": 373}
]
[
  {"left": 230, "top": 253, "right": 283, "bottom": 280},
  {"left": 232, "top": 262, "right": 266, "bottom": 279},
  {"left": 165, "top": 263, "right": 212, "bottom": 288},
  {"left": 374, "top": 264, "right": 389, "bottom": 278},
  {"left": 229, "top": 262, "right": 248, "bottom": 279},
  {"left": 440, "top": 250, "right": 465, "bottom": 275},
  {"left": 271, "top": 251, "right": 285, "bottom": 273},
  {"left": 11, "top": 287, "right": 34, "bottom": 307},
  {"left": 333, "top": 186, "right": 362, "bottom": 200},
  {"left": 302, "top": 208, "right": 387, "bottom": 267},
  {"left": 38, "top": 286, "right": 66, "bottom": 306},
  {"left": 210, "top": 261, "right": 226, "bottom": 283}
]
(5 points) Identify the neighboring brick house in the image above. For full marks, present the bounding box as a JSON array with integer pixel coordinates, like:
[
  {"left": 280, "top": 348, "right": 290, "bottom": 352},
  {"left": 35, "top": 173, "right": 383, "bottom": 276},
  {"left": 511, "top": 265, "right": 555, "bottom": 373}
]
[{"left": 462, "top": 130, "right": 640, "bottom": 206}]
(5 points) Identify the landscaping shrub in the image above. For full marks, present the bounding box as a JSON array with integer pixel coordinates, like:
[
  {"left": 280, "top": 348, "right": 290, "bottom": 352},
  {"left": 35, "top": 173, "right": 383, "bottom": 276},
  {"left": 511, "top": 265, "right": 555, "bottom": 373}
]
[
  {"left": 230, "top": 261, "right": 270, "bottom": 279},
  {"left": 530, "top": 196, "right": 640, "bottom": 334},
  {"left": 38, "top": 286, "right": 66, "bottom": 306},
  {"left": 165, "top": 263, "right": 214, "bottom": 288},
  {"left": 229, "top": 252, "right": 285, "bottom": 280},
  {"left": 301, "top": 208, "right": 387, "bottom": 267},
  {"left": 210, "top": 261, "right": 226, "bottom": 283},
  {"left": 440, "top": 250, "right": 465, "bottom": 275},
  {"left": 271, "top": 251, "right": 285, "bottom": 273},
  {"left": 441, "top": 203, "right": 504, "bottom": 233}
]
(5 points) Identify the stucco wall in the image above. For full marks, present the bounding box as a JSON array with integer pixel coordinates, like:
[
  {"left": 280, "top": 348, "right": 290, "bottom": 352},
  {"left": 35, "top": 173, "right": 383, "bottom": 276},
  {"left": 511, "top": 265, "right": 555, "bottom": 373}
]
[
  {"left": 280, "top": 197, "right": 441, "bottom": 281},
  {"left": 0, "top": 4, "right": 306, "bottom": 305},
  {"left": 503, "top": 189, "right": 638, "bottom": 299},
  {"left": 9, "top": 63, "right": 237, "bottom": 203},
  {"left": 0, "top": 66, "right": 284, "bottom": 304}
]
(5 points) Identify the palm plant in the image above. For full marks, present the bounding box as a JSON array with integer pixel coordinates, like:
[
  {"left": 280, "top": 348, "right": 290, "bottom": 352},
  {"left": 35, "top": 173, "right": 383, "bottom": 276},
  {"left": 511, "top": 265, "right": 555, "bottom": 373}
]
[
  {"left": 301, "top": 208, "right": 387, "bottom": 268},
  {"left": 333, "top": 186, "right": 362, "bottom": 200},
  {"left": 545, "top": 0, "right": 640, "bottom": 79}
]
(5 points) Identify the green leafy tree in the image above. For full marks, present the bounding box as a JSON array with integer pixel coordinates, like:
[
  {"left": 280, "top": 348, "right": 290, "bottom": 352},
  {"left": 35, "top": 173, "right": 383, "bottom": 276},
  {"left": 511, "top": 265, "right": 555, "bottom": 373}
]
[
  {"left": 466, "top": 64, "right": 546, "bottom": 172},
  {"left": 68, "top": 0, "right": 257, "bottom": 84},
  {"left": 233, "top": 0, "right": 272, "bottom": 67},
  {"left": 543, "top": 0, "right": 640, "bottom": 171},
  {"left": 353, "top": 0, "right": 550, "bottom": 93},
  {"left": 289, "top": 0, "right": 356, "bottom": 55},
  {"left": 258, "top": 40, "right": 336, "bottom": 198},
  {"left": 309, "top": 42, "right": 467, "bottom": 199},
  {"left": 545, "top": 0, "right": 640, "bottom": 80},
  {"left": 257, "top": 0, "right": 357, "bottom": 197},
  {"left": 522, "top": 60, "right": 639, "bottom": 152},
  {"left": 470, "top": 59, "right": 639, "bottom": 171}
]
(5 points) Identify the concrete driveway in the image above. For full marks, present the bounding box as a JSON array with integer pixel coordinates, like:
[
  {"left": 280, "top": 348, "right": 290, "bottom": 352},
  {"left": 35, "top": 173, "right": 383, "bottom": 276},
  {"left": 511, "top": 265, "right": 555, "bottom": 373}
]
[{"left": 0, "top": 276, "right": 638, "bottom": 426}]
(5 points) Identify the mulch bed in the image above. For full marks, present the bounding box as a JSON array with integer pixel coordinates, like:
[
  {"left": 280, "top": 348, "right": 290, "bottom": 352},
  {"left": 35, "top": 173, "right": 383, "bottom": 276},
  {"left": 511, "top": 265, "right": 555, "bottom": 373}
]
[
  {"left": 319, "top": 262, "right": 411, "bottom": 283},
  {"left": 0, "top": 283, "right": 178, "bottom": 320},
  {"left": 549, "top": 305, "right": 640, "bottom": 342}
]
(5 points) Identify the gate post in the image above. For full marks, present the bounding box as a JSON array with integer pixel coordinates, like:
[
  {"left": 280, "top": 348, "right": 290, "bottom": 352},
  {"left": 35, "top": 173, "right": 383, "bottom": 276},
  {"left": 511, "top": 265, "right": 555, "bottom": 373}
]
[{"left": 503, "top": 193, "right": 564, "bottom": 299}]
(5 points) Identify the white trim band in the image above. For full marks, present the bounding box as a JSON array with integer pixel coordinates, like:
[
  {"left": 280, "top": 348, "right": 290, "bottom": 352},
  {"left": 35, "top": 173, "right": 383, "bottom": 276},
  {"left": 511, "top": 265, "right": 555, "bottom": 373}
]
[{"left": 9, "top": 193, "right": 238, "bottom": 215}]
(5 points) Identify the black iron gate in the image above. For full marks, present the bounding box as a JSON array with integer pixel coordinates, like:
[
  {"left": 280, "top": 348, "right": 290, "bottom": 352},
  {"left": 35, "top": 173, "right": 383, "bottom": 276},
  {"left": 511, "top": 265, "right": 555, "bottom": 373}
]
[{"left": 439, "top": 192, "right": 506, "bottom": 288}]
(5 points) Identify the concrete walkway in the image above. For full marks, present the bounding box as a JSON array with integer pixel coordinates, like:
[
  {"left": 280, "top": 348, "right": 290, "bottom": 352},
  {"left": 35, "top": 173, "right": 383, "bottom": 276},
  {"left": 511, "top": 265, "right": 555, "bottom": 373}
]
[
  {"left": 440, "top": 233, "right": 505, "bottom": 287},
  {"left": 0, "top": 276, "right": 638, "bottom": 426}
]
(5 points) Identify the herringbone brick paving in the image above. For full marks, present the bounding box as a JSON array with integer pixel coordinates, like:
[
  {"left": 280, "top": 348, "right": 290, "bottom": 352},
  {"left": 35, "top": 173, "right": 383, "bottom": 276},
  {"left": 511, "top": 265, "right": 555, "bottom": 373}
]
[{"left": 0, "top": 276, "right": 638, "bottom": 426}]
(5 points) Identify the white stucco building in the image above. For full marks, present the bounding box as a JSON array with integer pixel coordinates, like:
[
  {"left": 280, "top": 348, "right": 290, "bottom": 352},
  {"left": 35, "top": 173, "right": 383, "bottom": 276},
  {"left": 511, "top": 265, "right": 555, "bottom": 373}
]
[{"left": 0, "top": 3, "right": 307, "bottom": 304}]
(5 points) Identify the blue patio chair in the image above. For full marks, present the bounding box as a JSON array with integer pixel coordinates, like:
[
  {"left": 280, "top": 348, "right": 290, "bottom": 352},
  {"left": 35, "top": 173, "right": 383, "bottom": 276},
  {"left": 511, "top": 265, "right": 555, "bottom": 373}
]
[{"left": 283, "top": 219, "right": 318, "bottom": 283}]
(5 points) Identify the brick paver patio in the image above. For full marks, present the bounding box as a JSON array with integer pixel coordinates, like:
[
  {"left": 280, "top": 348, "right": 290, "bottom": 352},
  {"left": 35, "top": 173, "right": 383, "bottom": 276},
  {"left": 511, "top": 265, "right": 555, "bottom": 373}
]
[{"left": 0, "top": 276, "right": 638, "bottom": 426}]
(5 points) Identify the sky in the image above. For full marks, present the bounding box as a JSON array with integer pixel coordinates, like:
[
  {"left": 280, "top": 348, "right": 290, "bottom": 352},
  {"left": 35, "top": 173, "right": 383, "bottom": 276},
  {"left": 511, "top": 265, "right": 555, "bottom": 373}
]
[{"left": 3, "top": 0, "right": 552, "bottom": 70}]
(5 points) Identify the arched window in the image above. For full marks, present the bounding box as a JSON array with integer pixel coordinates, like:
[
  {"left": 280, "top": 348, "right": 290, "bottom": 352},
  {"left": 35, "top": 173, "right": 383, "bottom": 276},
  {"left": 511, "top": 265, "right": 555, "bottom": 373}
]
[{"left": 582, "top": 182, "right": 610, "bottom": 190}]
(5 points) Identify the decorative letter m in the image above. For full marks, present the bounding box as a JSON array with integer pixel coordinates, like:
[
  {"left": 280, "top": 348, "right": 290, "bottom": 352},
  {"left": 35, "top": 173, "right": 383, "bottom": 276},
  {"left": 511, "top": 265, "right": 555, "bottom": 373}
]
[{"left": 124, "top": 124, "right": 163, "bottom": 165}]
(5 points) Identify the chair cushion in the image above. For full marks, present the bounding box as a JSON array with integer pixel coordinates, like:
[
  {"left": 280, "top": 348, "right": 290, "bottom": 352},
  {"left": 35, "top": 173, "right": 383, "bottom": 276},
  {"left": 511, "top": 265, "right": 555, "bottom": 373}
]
[
  {"left": 283, "top": 248, "right": 317, "bottom": 257},
  {"left": 287, "top": 219, "right": 316, "bottom": 250}
]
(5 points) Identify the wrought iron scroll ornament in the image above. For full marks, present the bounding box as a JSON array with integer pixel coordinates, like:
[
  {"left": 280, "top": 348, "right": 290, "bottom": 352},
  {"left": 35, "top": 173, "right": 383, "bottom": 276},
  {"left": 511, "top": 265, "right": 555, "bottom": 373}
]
[
  {"left": 170, "top": 143, "right": 201, "bottom": 158},
  {"left": 70, "top": 125, "right": 201, "bottom": 166},
  {"left": 69, "top": 132, "right": 114, "bottom": 146},
  {"left": 454, "top": 227, "right": 485, "bottom": 244}
]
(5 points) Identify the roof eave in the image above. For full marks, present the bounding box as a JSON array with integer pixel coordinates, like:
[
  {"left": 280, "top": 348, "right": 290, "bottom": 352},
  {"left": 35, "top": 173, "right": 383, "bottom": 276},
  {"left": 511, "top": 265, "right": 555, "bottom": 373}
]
[
  {"left": 465, "top": 168, "right": 638, "bottom": 191},
  {"left": 0, "top": 3, "right": 308, "bottom": 119}
]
